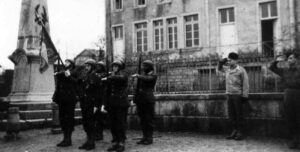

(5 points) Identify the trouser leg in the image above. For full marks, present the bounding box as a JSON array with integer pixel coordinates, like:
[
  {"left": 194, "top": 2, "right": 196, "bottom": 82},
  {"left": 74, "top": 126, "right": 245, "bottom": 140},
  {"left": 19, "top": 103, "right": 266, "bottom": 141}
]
[
  {"left": 115, "top": 107, "right": 128, "bottom": 143},
  {"left": 80, "top": 101, "right": 95, "bottom": 143}
]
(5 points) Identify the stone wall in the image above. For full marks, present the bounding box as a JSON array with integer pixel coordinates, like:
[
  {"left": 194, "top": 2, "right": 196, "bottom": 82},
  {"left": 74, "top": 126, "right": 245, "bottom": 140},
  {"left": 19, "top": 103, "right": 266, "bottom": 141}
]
[{"left": 127, "top": 93, "right": 287, "bottom": 137}]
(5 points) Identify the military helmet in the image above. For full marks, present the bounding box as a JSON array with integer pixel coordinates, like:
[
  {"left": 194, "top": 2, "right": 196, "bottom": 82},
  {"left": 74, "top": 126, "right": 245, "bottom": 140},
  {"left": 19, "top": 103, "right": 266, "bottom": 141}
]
[
  {"left": 65, "top": 59, "right": 75, "bottom": 66},
  {"left": 84, "top": 59, "right": 96, "bottom": 66},
  {"left": 97, "top": 61, "right": 106, "bottom": 67},
  {"left": 111, "top": 60, "right": 125, "bottom": 70},
  {"left": 142, "top": 60, "right": 154, "bottom": 68}
]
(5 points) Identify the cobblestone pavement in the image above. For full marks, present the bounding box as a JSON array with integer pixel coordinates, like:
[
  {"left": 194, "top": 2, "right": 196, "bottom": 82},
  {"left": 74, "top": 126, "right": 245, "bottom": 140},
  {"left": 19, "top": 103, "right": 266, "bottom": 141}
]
[{"left": 0, "top": 126, "right": 298, "bottom": 152}]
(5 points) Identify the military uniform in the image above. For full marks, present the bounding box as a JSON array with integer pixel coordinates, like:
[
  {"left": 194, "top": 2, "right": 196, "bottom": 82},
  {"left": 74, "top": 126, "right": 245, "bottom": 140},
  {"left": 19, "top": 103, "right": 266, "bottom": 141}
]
[
  {"left": 78, "top": 59, "right": 98, "bottom": 150},
  {"left": 105, "top": 61, "right": 129, "bottom": 152},
  {"left": 217, "top": 53, "right": 249, "bottom": 140},
  {"left": 134, "top": 60, "right": 157, "bottom": 144},
  {"left": 52, "top": 59, "right": 78, "bottom": 147},
  {"left": 269, "top": 59, "right": 300, "bottom": 148},
  {"left": 94, "top": 61, "right": 107, "bottom": 140}
]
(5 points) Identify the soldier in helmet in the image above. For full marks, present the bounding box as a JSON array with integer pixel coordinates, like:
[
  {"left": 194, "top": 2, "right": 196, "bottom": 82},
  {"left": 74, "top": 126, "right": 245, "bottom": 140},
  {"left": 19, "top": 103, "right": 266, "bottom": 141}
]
[
  {"left": 102, "top": 60, "right": 129, "bottom": 152},
  {"left": 53, "top": 59, "right": 78, "bottom": 147},
  {"left": 93, "top": 61, "right": 108, "bottom": 141},
  {"left": 78, "top": 59, "right": 99, "bottom": 150},
  {"left": 132, "top": 60, "right": 157, "bottom": 145}
]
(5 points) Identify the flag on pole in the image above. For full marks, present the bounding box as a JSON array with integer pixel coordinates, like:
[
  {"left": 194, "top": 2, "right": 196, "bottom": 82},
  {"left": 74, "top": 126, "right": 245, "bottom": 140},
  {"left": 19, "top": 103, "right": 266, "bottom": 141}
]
[
  {"left": 39, "top": 29, "right": 49, "bottom": 73},
  {"left": 35, "top": 4, "right": 59, "bottom": 73}
]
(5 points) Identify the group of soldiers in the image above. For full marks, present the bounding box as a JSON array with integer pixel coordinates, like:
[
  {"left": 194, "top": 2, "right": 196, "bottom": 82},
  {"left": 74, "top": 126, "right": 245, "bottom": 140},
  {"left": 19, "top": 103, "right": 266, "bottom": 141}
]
[
  {"left": 52, "top": 51, "right": 300, "bottom": 151},
  {"left": 53, "top": 58, "right": 157, "bottom": 151}
]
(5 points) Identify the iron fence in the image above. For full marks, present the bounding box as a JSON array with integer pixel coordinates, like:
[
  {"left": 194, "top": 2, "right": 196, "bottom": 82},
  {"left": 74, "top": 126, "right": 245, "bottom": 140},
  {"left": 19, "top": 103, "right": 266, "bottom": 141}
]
[{"left": 126, "top": 54, "right": 283, "bottom": 94}]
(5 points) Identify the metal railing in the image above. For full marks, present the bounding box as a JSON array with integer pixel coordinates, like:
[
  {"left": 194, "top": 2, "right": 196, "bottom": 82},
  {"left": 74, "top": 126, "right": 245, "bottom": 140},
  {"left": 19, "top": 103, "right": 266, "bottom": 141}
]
[{"left": 126, "top": 54, "right": 283, "bottom": 94}]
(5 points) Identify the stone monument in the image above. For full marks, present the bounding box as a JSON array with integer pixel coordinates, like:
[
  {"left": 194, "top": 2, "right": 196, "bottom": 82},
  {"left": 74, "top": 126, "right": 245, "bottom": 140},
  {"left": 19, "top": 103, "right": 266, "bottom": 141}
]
[{"left": 5, "top": 0, "right": 55, "bottom": 129}]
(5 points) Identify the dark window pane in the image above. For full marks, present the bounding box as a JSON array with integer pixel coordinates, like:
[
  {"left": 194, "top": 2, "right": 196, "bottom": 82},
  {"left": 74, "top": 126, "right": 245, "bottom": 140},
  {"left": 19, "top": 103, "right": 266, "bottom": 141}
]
[
  {"left": 186, "top": 32, "right": 192, "bottom": 39},
  {"left": 194, "top": 31, "right": 199, "bottom": 38},
  {"left": 168, "top": 27, "right": 173, "bottom": 34},
  {"left": 174, "top": 27, "right": 177, "bottom": 33},
  {"left": 261, "top": 3, "right": 269, "bottom": 18},
  {"left": 185, "top": 16, "right": 192, "bottom": 22},
  {"left": 155, "top": 44, "right": 159, "bottom": 50},
  {"left": 228, "top": 8, "right": 235, "bottom": 22},
  {"left": 137, "top": 45, "right": 142, "bottom": 51},
  {"left": 120, "top": 27, "right": 123, "bottom": 38},
  {"left": 143, "top": 31, "right": 147, "bottom": 36},
  {"left": 137, "top": 38, "right": 142, "bottom": 45},
  {"left": 144, "top": 44, "right": 147, "bottom": 51},
  {"left": 169, "top": 42, "right": 173, "bottom": 49},
  {"left": 137, "top": 31, "right": 142, "bottom": 38},
  {"left": 194, "top": 24, "right": 199, "bottom": 30},
  {"left": 155, "top": 36, "right": 159, "bottom": 42},
  {"left": 175, "top": 41, "right": 178, "bottom": 48},
  {"left": 193, "top": 15, "right": 198, "bottom": 21},
  {"left": 186, "top": 40, "right": 192, "bottom": 47},
  {"left": 144, "top": 38, "right": 147, "bottom": 44},
  {"left": 194, "top": 39, "right": 199, "bottom": 46},
  {"left": 270, "top": 2, "right": 277, "bottom": 17},
  {"left": 169, "top": 35, "right": 173, "bottom": 42},
  {"left": 186, "top": 25, "right": 192, "bottom": 32},
  {"left": 220, "top": 9, "right": 227, "bottom": 23},
  {"left": 155, "top": 29, "right": 159, "bottom": 35}
]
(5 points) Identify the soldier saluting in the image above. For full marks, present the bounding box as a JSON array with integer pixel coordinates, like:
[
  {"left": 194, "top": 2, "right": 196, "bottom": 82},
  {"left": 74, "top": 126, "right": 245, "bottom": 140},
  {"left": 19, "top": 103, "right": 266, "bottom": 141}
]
[
  {"left": 78, "top": 59, "right": 99, "bottom": 150},
  {"left": 132, "top": 60, "right": 157, "bottom": 145},
  {"left": 93, "top": 61, "right": 108, "bottom": 141},
  {"left": 53, "top": 59, "right": 78, "bottom": 147},
  {"left": 102, "top": 60, "right": 129, "bottom": 152}
]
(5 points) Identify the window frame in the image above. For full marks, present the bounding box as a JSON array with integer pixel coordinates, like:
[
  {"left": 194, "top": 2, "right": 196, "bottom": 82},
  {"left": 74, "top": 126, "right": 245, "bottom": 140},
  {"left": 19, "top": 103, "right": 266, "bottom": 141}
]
[
  {"left": 219, "top": 7, "right": 235, "bottom": 25},
  {"left": 259, "top": 0, "right": 278, "bottom": 20},
  {"left": 111, "top": 0, "right": 123, "bottom": 12},
  {"left": 112, "top": 25, "right": 124, "bottom": 40},
  {"left": 166, "top": 17, "right": 178, "bottom": 49},
  {"left": 134, "top": 21, "right": 148, "bottom": 52},
  {"left": 134, "top": 0, "right": 147, "bottom": 8},
  {"left": 153, "top": 20, "right": 165, "bottom": 51},
  {"left": 183, "top": 14, "right": 200, "bottom": 48}
]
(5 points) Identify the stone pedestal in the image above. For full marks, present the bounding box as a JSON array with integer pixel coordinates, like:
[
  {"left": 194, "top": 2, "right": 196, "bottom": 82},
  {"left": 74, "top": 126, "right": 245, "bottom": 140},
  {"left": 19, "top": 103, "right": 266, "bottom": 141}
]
[{"left": 4, "top": 0, "right": 55, "bottom": 129}]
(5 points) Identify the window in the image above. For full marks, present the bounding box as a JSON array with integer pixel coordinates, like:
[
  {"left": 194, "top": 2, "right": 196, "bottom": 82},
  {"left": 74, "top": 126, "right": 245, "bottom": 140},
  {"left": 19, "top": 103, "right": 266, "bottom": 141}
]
[
  {"left": 135, "top": 23, "right": 148, "bottom": 52},
  {"left": 260, "top": 1, "right": 277, "bottom": 19},
  {"left": 153, "top": 20, "right": 164, "bottom": 50},
  {"left": 112, "top": 0, "right": 122, "bottom": 10},
  {"left": 113, "top": 26, "right": 123, "bottom": 39},
  {"left": 167, "top": 18, "right": 178, "bottom": 49},
  {"left": 219, "top": 8, "right": 235, "bottom": 24},
  {"left": 135, "top": 0, "right": 146, "bottom": 7},
  {"left": 157, "top": 0, "right": 172, "bottom": 4},
  {"left": 184, "top": 15, "right": 199, "bottom": 47}
]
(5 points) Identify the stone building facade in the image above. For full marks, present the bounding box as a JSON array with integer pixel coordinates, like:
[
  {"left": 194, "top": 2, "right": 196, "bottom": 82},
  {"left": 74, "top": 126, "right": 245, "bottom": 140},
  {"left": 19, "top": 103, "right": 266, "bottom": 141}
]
[{"left": 106, "top": 0, "right": 300, "bottom": 60}]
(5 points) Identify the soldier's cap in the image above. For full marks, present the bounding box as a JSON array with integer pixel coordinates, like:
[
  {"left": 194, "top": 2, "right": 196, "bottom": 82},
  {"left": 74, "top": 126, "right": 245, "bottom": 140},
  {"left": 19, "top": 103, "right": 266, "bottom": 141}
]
[
  {"left": 228, "top": 52, "right": 239, "bottom": 60},
  {"left": 84, "top": 59, "right": 96, "bottom": 66},
  {"left": 111, "top": 60, "right": 125, "bottom": 69},
  {"left": 142, "top": 60, "right": 154, "bottom": 67}
]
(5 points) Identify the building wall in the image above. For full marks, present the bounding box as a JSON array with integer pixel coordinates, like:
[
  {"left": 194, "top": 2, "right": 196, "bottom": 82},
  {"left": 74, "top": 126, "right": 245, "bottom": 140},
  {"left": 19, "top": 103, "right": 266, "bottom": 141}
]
[{"left": 106, "top": 0, "right": 299, "bottom": 60}]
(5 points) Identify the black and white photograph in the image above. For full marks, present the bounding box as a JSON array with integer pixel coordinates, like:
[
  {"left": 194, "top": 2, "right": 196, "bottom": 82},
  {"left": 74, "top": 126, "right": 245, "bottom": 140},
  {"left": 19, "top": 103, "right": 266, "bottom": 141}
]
[{"left": 0, "top": 0, "right": 300, "bottom": 151}]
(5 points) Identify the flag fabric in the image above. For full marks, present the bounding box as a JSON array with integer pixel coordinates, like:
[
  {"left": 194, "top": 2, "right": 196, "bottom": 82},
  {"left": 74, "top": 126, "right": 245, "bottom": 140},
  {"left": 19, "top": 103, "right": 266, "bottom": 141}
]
[
  {"left": 35, "top": 4, "right": 59, "bottom": 73},
  {"left": 39, "top": 29, "right": 49, "bottom": 73}
]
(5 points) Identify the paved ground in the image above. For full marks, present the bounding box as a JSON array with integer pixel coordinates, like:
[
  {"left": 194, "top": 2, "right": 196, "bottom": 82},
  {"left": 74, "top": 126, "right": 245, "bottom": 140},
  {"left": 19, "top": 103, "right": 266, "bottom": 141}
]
[{"left": 0, "top": 126, "right": 298, "bottom": 152}]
